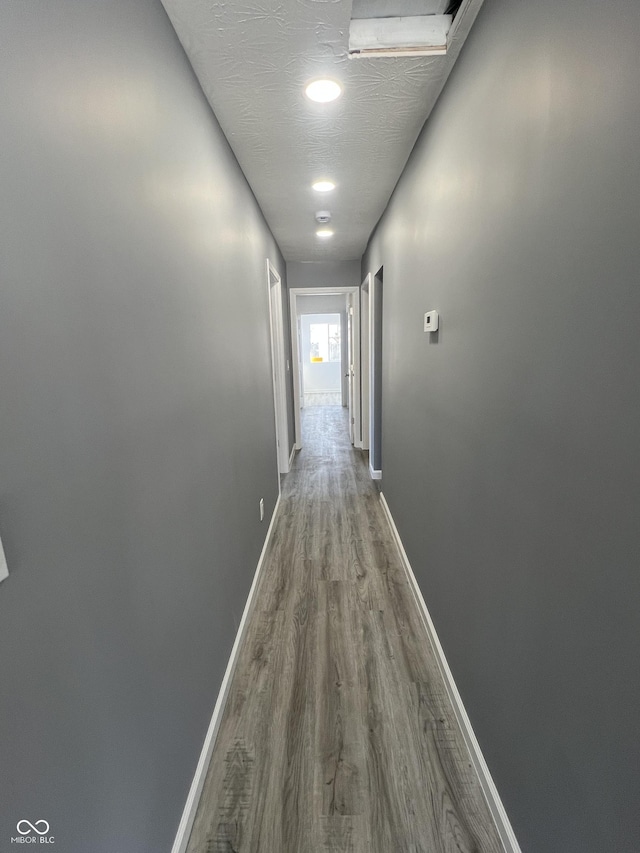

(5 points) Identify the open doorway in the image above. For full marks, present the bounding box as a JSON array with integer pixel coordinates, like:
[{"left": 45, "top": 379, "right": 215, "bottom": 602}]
[
  {"left": 300, "top": 312, "right": 342, "bottom": 407},
  {"left": 289, "top": 286, "right": 361, "bottom": 451}
]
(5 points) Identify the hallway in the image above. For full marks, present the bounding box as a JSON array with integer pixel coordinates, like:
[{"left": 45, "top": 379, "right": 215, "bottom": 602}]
[{"left": 186, "top": 407, "right": 502, "bottom": 852}]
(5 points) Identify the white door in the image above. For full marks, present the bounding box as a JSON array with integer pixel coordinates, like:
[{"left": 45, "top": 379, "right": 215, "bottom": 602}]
[{"left": 267, "top": 260, "right": 289, "bottom": 475}]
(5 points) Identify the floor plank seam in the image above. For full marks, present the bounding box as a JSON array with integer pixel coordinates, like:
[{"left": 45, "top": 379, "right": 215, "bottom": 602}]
[{"left": 185, "top": 407, "right": 505, "bottom": 853}]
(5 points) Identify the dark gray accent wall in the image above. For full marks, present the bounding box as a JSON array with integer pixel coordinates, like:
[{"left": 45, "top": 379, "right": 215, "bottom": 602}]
[
  {"left": 0, "top": 1, "right": 286, "bottom": 851},
  {"left": 363, "top": 1, "right": 640, "bottom": 851}
]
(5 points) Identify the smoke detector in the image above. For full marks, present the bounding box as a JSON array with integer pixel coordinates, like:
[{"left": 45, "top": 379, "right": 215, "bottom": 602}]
[{"left": 315, "top": 211, "right": 332, "bottom": 224}]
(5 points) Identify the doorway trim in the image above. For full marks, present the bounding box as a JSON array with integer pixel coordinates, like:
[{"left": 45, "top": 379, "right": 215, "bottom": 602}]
[
  {"left": 368, "top": 269, "right": 383, "bottom": 480},
  {"left": 290, "top": 286, "right": 361, "bottom": 451},
  {"left": 267, "top": 259, "right": 290, "bottom": 478}
]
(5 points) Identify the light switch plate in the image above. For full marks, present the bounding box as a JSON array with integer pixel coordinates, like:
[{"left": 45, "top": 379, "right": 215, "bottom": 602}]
[{"left": 424, "top": 310, "right": 439, "bottom": 332}]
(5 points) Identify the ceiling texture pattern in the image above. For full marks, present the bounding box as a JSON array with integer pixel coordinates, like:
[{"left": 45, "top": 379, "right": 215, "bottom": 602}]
[{"left": 161, "top": 0, "right": 484, "bottom": 261}]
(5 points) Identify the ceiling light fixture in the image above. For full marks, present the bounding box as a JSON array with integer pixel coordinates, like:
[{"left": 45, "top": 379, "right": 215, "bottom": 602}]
[
  {"left": 312, "top": 180, "right": 336, "bottom": 193},
  {"left": 316, "top": 229, "right": 334, "bottom": 239},
  {"left": 305, "top": 79, "right": 342, "bottom": 103}
]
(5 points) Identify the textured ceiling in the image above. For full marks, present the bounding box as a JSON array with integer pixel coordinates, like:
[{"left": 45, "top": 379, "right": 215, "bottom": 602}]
[{"left": 161, "top": 0, "right": 484, "bottom": 261}]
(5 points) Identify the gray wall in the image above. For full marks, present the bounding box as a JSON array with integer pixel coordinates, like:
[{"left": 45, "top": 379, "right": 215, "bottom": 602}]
[
  {"left": 0, "top": 1, "right": 286, "bottom": 851},
  {"left": 296, "top": 294, "right": 347, "bottom": 315},
  {"left": 287, "top": 259, "right": 361, "bottom": 290},
  {"left": 363, "top": 0, "right": 640, "bottom": 850}
]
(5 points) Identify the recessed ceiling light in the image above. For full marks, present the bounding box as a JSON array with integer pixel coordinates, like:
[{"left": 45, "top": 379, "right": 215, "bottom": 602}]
[
  {"left": 312, "top": 180, "right": 336, "bottom": 193},
  {"left": 316, "top": 229, "right": 334, "bottom": 238},
  {"left": 305, "top": 79, "right": 342, "bottom": 103}
]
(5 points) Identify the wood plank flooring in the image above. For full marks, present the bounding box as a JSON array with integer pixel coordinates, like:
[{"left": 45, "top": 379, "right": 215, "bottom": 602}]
[{"left": 186, "top": 406, "right": 503, "bottom": 853}]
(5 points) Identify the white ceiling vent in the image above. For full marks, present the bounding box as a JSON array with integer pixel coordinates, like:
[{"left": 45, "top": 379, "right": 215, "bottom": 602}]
[{"left": 348, "top": 0, "right": 460, "bottom": 58}]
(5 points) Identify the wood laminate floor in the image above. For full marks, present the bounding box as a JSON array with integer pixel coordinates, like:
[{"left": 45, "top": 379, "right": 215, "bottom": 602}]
[{"left": 186, "top": 406, "right": 503, "bottom": 853}]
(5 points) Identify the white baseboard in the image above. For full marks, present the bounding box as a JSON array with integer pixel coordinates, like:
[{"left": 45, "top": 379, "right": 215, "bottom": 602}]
[
  {"left": 379, "top": 492, "right": 522, "bottom": 853},
  {"left": 171, "top": 493, "right": 282, "bottom": 853},
  {"left": 288, "top": 445, "right": 296, "bottom": 468},
  {"left": 369, "top": 464, "right": 382, "bottom": 480}
]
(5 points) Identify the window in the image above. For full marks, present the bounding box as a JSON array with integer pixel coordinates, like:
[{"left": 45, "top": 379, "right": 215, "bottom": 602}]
[{"left": 310, "top": 320, "right": 341, "bottom": 363}]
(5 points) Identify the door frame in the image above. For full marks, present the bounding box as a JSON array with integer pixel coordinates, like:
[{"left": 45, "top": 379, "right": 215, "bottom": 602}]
[
  {"left": 267, "top": 259, "right": 290, "bottom": 477},
  {"left": 368, "top": 269, "right": 383, "bottom": 480},
  {"left": 289, "top": 286, "right": 361, "bottom": 451}
]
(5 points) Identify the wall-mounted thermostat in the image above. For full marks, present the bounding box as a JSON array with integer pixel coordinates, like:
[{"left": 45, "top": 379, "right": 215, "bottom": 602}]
[{"left": 424, "top": 310, "right": 439, "bottom": 332}]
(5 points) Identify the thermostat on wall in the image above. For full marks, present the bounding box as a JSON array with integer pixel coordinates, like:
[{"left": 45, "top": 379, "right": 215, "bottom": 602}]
[{"left": 424, "top": 310, "right": 439, "bottom": 332}]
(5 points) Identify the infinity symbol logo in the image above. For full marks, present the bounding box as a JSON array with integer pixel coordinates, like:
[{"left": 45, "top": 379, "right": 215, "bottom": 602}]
[{"left": 17, "top": 820, "right": 50, "bottom": 836}]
